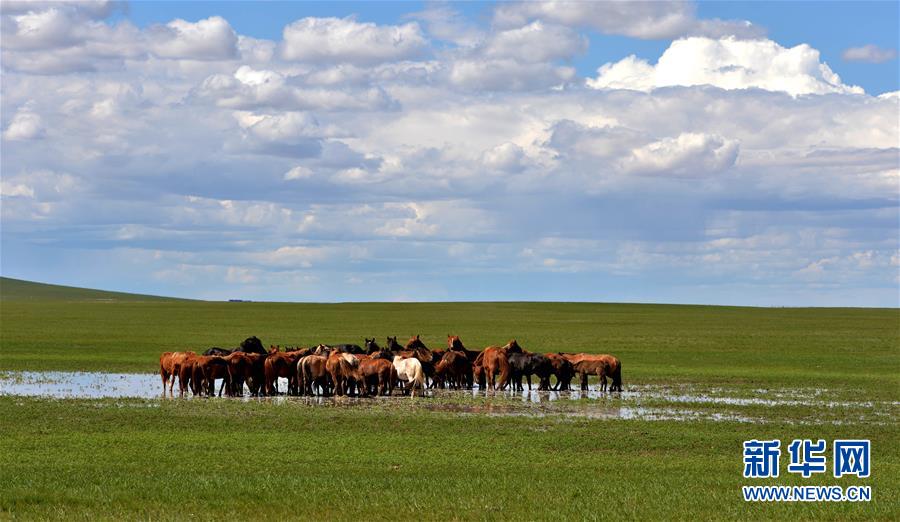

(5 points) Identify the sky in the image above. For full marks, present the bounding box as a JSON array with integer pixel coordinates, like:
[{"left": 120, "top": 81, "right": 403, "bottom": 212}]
[{"left": 1, "top": 1, "right": 898, "bottom": 306}]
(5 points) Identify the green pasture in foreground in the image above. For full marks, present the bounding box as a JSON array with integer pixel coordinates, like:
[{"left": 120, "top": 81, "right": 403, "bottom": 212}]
[
  {"left": 1, "top": 277, "right": 898, "bottom": 396},
  {"left": 0, "top": 397, "right": 897, "bottom": 520}
]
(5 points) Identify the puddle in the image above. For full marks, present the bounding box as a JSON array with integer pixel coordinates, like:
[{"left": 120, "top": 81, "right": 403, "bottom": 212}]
[{"left": 0, "top": 371, "right": 893, "bottom": 426}]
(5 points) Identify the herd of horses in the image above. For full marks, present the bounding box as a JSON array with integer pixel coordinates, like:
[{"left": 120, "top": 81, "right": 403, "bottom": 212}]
[{"left": 159, "top": 335, "right": 623, "bottom": 398}]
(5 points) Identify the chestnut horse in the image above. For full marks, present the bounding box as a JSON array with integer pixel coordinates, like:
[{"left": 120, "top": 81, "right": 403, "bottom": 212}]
[
  {"left": 326, "top": 351, "right": 359, "bottom": 396},
  {"left": 563, "top": 353, "right": 623, "bottom": 392},
  {"left": 352, "top": 357, "right": 396, "bottom": 396},
  {"left": 159, "top": 351, "right": 194, "bottom": 394},
  {"left": 298, "top": 354, "right": 330, "bottom": 396},
  {"left": 474, "top": 339, "right": 524, "bottom": 390},
  {"left": 264, "top": 347, "right": 304, "bottom": 395},
  {"left": 194, "top": 355, "right": 231, "bottom": 397},
  {"left": 434, "top": 350, "right": 473, "bottom": 390},
  {"left": 446, "top": 335, "right": 481, "bottom": 363}
]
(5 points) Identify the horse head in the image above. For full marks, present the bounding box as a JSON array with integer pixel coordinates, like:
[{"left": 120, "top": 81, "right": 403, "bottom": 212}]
[
  {"left": 240, "top": 336, "right": 266, "bottom": 354},
  {"left": 447, "top": 335, "right": 464, "bottom": 351},
  {"left": 503, "top": 339, "right": 523, "bottom": 353},
  {"left": 365, "top": 338, "right": 381, "bottom": 354}
]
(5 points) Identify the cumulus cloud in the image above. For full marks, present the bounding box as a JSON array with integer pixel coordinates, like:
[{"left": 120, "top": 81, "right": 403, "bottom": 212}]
[
  {"left": 284, "top": 166, "right": 314, "bottom": 180},
  {"left": 483, "top": 21, "right": 586, "bottom": 63},
  {"left": 2, "top": 3, "right": 897, "bottom": 305},
  {"left": 281, "top": 17, "right": 428, "bottom": 64},
  {"left": 193, "top": 65, "right": 395, "bottom": 111},
  {"left": 3, "top": 104, "right": 45, "bottom": 140},
  {"left": 493, "top": 1, "right": 763, "bottom": 40},
  {"left": 588, "top": 37, "right": 864, "bottom": 96},
  {"left": 147, "top": 16, "right": 238, "bottom": 60},
  {"left": 620, "top": 133, "right": 739, "bottom": 177},
  {"left": 449, "top": 58, "right": 575, "bottom": 90},
  {"left": 842, "top": 44, "right": 897, "bottom": 64},
  {"left": 482, "top": 143, "right": 528, "bottom": 172}
]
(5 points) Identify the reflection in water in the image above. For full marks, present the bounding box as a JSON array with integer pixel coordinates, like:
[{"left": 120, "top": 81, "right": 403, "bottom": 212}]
[{"left": 0, "top": 371, "right": 884, "bottom": 426}]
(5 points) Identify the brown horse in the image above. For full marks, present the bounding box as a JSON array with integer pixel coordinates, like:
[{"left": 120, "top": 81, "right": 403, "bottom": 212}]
[
  {"left": 159, "top": 351, "right": 194, "bottom": 394},
  {"left": 177, "top": 353, "right": 205, "bottom": 396},
  {"left": 224, "top": 351, "right": 257, "bottom": 396},
  {"left": 476, "top": 345, "right": 510, "bottom": 390},
  {"left": 564, "top": 353, "right": 623, "bottom": 392},
  {"left": 326, "top": 351, "right": 359, "bottom": 396},
  {"left": 264, "top": 347, "right": 303, "bottom": 395},
  {"left": 434, "top": 350, "right": 473, "bottom": 390},
  {"left": 298, "top": 354, "right": 330, "bottom": 396},
  {"left": 446, "top": 335, "right": 481, "bottom": 363},
  {"left": 352, "top": 357, "right": 395, "bottom": 396},
  {"left": 544, "top": 353, "right": 575, "bottom": 391},
  {"left": 193, "top": 355, "right": 231, "bottom": 396}
]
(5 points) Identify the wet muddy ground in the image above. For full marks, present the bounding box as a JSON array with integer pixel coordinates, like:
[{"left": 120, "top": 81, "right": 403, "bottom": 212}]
[{"left": 1, "top": 370, "right": 896, "bottom": 425}]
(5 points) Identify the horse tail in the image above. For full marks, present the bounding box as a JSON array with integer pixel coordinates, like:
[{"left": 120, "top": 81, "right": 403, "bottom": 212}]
[
  {"left": 611, "top": 359, "right": 622, "bottom": 390},
  {"left": 414, "top": 363, "right": 426, "bottom": 396},
  {"left": 498, "top": 356, "right": 510, "bottom": 390},
  {"left": 297, "top": 358, "right": 306, "bottom": 394}
]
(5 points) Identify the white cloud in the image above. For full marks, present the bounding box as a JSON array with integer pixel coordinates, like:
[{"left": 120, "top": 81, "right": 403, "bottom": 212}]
[
  {"left": 147, "top": 16, "right": 238, "bottom": 60},
  {"left": 0, "top": 181, "right": 34, "bottom": 198},
  {"left": 588, "top": 37, "right": 864, "bottom": 96},
  {"left": 3, "top": 105, "right": 45, "bottom": 140},
  {"left": 621, "top": 133, "right": 739, "bottom": 177},
  {"left": 482, "top": 142, "right": 527, "bottom": 172},
  {"left": 842, "top": 44, "right": 897, "bottom": 64},
  {"left": 483, "top": 21, "right": 586, "bottom": 63},
  {"left": 194, "top": 65, "right": 395, "bottom": 111},
  {"left": 493, "top": 1, "right": 763, "bottom": 40},
  {"left": 284, "top": 166, "right": 314, "bottom": 180},
  {"left": 1, "top": 3, "right": 897, "bottom": 305},
  {"left": 281, "top": 17, "right": 427, "bottom": 64},
  {"left": 449, "top": 58, "right": 575, "bottom": 90}
]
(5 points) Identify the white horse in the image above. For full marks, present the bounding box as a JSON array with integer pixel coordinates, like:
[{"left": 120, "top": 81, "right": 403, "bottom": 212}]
[{"left": 392, "top": 356, "right": 425, "bottom": 397}]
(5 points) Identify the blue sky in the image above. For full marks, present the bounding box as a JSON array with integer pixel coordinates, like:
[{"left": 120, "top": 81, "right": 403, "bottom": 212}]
[
  {"left": 119, "top": 1, "right": 899, "bottom": 94},
  {"left": 2, "top": 1, "right": 898, "bottom": 305}
]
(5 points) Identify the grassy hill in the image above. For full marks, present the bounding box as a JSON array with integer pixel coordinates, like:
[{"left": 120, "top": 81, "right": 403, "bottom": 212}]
[
  {"left": 0, "top": 278, "right": 897, "bottom": 397},
  {"left": 0, "top": 277, "right": 181, "bottom": 302}
]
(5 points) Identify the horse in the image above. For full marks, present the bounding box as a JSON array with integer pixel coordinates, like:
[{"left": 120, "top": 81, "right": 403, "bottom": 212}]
[
  {"left": 507, "top": 351, "right": 553, "bottom": 391},
  {"left": 476, "top": 343, "right": 512, "bottom": 390},
  {"left": 364, "top": 338, "right": 382, "bottom": 354},
  {"left": 264, "top": 347, "right": 303, "bottom": 395},
  {"left": 434, "top": 350, "right": 473, "bottom": 390},
  {"left": 159, "top": 351, "right": 194, "bottom": 395},
  {"left": 446, "top": 335, "right": 481, "bottom": 362},
  {"left": 194, "top": 355, "right": 231, "bottom": 396},
  {"left": 544, "top": 353, "right": 574, "bottom": 391},
  {"left": 326, "top": 351, "right": 359, "bottom": 396},
  {"left": 178, "top": 353, "right": 201, "bottom": 396},
  {"left": 236, "top": 336, "right": 267, "bottom": 354},
  {"left": 563, "top": 353, "right": 623, "bottom": 392},
  {"left": 298, "top": 354, "right": 330, "bottom": 396},
  {"left": 224, "top": 351, "right": 252, "bottom": 396},
  {"left": 392, "top": 356, "right": 425, "bottom": 397},
  {"left": 352, "top": 357, "right": 396, "bottom": 396},
  {"left": 203, "top": 347, "right": 233, "bottom": 356}
]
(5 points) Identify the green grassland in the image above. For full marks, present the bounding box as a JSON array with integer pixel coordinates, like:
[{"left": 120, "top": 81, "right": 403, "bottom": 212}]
[
  {"left": 0, "top": 277, "right": 897, "bottom": 519},
  {"left": 1, "top": 276, "right": 897, "bottom": 395}
]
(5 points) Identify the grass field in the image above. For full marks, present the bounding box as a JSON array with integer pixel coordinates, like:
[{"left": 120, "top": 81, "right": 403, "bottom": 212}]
[{"left": 0, "top": 277, "right": 898, "bottom": 519}]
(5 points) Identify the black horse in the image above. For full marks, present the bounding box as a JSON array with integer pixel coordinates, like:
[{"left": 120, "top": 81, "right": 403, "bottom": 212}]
[
  {"left": 507, "top": 352, "right": 553, "bottom": 391},
  {"left": 202, "top": 336, "right": 266, "bottom": 356}
]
